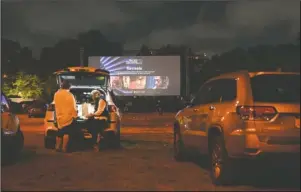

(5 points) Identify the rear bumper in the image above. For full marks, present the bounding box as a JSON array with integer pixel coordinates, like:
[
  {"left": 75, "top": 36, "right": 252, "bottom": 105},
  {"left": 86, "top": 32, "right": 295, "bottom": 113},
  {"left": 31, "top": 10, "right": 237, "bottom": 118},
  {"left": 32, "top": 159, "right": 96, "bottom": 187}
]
[
  {"left": 44, "top": 125, "right": 119, "bottom": 139},
  {"left": 45, "top": 128, "right": 92, "bottom": 139},
  {"left": 44, "top": 117, "right": 120, "bottom": 138},
  {"left": 226, "top": 130, "right": 300, "bottom": 159},
  {"left": 29, "top": 111, "right": 45, "bottom": 116}
]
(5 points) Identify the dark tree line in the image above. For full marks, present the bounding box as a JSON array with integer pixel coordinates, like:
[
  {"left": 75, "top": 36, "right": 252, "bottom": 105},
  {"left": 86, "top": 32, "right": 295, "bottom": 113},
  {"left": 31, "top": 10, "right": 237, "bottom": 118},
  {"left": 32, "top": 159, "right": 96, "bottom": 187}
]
[
  {"left": 1, "top": 39, "right": 38, "bottom": 75},
  {"left": 201, "top": 43, "right": 300, "bottom": 82},
  {"left": 39, "top": 30, "right": 123, "bottom": 78},
  {"left": 2, "top": 30, "right": 300, "bottom": 96},
  {"left": 2, "top": 30, "right": 123, "bottom": 79},
  {"left": 136, "top": 39, "right": 300, "bottom": 94}
]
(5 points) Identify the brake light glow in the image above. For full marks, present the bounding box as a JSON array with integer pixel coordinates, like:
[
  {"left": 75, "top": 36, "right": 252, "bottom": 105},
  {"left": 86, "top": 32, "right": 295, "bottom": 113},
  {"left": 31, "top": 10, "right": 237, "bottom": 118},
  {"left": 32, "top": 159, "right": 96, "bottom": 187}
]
[
  {"left": 47, "top": 104, "right": 55, "bottom": 111},
  {"left": 236, "top": 106, "right": 277, "bottom": 121},
  {"left": 109, "top": 105, "right": 117, "bottom": 112}
]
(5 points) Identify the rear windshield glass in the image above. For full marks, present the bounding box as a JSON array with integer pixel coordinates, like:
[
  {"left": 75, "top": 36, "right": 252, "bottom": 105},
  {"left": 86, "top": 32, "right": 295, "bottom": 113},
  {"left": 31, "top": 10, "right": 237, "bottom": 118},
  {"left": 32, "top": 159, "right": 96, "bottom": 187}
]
[
  {"left": 59, "top": 73, "right": 107, "bottom": 87},
  {"left": 251, "top": 74, "right": 300, "bottom": 103}
]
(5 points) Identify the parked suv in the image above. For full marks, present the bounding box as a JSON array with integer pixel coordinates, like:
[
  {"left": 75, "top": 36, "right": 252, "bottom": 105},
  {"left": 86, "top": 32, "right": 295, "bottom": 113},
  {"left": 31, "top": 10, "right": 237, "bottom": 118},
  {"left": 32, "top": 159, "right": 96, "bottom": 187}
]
[
  {"left": 1, "top": 92, "right": 24, "bottom": 160},
  {"left": 44, "top": 67, "right": 121, "bottom": 149},
  {"left": 173, "top": 71, "right": 300, "bottom": 185}
]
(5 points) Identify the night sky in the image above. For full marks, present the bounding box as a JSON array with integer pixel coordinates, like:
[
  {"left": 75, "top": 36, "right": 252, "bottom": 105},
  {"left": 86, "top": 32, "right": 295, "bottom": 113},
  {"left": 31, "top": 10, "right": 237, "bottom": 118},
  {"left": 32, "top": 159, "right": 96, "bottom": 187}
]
[{"left": 2, "top": 0, "right": 300, "bottom": 57}]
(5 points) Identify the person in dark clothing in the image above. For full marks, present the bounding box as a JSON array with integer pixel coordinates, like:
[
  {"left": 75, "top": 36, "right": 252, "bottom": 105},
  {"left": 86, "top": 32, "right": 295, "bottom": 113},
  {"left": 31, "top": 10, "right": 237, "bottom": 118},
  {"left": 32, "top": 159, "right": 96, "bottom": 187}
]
[
  {"left": 85, "top": 90, "right": 109, "bottom": 151},
  {"left": 156, "top": 100, "right": 163, "bottom": 115}
]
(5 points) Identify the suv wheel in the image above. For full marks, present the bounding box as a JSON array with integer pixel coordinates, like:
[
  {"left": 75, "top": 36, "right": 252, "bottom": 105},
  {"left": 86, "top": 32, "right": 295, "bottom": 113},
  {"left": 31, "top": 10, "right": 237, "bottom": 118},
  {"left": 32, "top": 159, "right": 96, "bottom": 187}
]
[
  {"left": 210, "top": 135, "right": 234, "bottom": 185},
  {"left": 17, "top": 131, "right": 24, "bottom": 151},
  {"left": 173, "top": 130, "right": 186, "bottom": 161}
]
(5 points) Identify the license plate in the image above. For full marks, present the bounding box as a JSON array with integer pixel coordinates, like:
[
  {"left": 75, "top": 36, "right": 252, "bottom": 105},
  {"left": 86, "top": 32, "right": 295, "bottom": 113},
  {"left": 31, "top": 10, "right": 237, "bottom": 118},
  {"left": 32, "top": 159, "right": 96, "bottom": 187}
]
[{"left": 295, "top": 118, "right": 300, "bottom": 128}]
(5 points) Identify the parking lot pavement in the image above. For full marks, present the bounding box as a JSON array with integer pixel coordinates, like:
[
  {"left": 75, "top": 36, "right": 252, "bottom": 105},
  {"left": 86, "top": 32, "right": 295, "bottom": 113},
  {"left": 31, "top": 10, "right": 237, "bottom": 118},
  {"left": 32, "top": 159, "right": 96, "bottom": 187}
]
[{"left": 1, "top": 115, "right": 300, "bottom": 191}]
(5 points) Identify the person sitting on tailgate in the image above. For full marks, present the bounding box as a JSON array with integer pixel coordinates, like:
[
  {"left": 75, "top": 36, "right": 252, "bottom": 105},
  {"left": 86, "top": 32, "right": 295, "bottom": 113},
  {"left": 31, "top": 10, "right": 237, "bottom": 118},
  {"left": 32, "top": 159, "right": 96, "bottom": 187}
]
[{"left": 85, "top": 90, "right": 109, "bottom": 151}]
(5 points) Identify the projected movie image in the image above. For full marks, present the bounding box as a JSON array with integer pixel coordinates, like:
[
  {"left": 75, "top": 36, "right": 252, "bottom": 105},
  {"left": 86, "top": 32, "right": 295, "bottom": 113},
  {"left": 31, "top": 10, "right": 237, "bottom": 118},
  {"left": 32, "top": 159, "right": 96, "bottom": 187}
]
[{"left": 89, "top": 56, "right": 180, "bottom": 96}]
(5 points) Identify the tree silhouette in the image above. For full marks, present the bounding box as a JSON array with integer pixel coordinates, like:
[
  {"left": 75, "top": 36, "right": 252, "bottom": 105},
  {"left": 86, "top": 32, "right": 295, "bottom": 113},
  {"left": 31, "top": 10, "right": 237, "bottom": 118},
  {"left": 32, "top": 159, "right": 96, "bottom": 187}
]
[
  {"left": 77, "top": 30, "right": 123, "bottom": 65},
  {"left": 2, "top": 39, "right": 21, "bottom": 74},
  {"left": 137, "top": 44, "right": 151, "bottom": 56},
  {"left": 54, "top": 38, "right": 80, "bottom": 68},
  {"left": 3, "top": 72, "right": 44, "bottom": 99},
  {"left": 39, "top": 30, "right": 124, "bottom": 73},
  {"left": 203, "top": 43, "right": 300, "bottom": 76}
]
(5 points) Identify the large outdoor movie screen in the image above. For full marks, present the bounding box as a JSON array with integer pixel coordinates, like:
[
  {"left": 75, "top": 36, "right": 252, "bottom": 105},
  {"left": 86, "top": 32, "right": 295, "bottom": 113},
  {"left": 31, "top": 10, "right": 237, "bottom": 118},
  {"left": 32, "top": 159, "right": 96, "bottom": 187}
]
[{"left": 88, "top": 56, "right": 181, "bottom": 96}]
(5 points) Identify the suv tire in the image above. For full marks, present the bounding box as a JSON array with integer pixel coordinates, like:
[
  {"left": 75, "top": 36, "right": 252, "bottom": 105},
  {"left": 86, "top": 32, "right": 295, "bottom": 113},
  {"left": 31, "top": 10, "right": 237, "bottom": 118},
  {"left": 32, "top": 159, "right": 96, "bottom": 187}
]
[
  {"left": 17, "top": 130, "right": 24, "bottom": 151},
  {"left": 209, "top": 135, "right": 234, "bottom": 185},
  {"left": 173, "top": 129, "right": 186, "bottom": 161}
]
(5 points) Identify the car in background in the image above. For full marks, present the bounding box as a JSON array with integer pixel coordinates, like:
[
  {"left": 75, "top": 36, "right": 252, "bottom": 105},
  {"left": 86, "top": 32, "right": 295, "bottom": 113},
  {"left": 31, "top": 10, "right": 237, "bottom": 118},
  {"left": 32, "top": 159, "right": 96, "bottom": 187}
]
[
  {"left": 8, "top": 101, "right": 23, "bottom": 114},
  {"left": 20, "top": 100, "right": 34, "bottom": 113},
  {"left": 1, "top": 92, "right": 24, "bottom": 161},
  {"left": 8, "top": 96, "right": 34, "bottom": 114},
  {"left": 27, "top": 102, "right": 47, "bottom": 118},
  {"left": 173, "top": 71, "right": 300, "bottom": 185},
  {"left": 44, "top": 67, "right": 121, "bottom": 149}
]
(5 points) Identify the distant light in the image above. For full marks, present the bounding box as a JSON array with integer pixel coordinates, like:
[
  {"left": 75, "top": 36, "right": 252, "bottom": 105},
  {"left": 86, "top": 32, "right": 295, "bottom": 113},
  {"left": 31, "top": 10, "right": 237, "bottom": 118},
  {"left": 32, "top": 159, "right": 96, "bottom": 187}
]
[{"left": 3, "top": 74, "right": 7, "bottom": 78}]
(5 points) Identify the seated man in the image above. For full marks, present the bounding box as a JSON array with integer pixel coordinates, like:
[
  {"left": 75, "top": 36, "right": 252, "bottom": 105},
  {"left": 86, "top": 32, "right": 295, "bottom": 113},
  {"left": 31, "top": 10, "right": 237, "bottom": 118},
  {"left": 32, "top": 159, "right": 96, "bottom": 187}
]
[{"left": 85, "top": 90, "right": 109, "bottom": 152}]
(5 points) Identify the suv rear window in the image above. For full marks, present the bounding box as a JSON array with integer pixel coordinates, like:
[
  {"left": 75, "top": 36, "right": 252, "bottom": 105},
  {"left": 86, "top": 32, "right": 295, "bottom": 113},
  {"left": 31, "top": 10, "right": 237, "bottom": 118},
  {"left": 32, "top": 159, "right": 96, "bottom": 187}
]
[{"left": 251, "top": 74, "right": 300, "bottom": 103}]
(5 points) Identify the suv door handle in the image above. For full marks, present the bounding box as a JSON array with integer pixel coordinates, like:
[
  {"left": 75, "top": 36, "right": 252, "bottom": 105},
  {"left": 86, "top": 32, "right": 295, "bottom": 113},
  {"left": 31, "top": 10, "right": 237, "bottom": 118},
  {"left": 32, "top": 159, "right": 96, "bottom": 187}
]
[
  {"left": 193, "top": 108, "right": 199, "bottom": 112},
  {"left": 209, "top": 105, "right": 216, "bottom": 110}
]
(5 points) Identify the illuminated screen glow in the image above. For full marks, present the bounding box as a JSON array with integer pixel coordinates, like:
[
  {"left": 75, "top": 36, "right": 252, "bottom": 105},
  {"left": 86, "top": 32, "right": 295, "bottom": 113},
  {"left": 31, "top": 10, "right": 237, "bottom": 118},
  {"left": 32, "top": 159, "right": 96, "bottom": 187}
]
[{"left": 88, "top": 56, "right": 180, "bottom": 96}]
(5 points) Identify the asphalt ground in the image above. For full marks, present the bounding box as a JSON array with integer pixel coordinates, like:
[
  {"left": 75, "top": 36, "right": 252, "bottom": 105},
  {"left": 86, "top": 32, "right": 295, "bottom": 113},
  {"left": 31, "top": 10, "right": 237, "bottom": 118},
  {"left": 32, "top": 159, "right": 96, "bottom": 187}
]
[{"left": 1, "top": 114, "right": 300, "bottom": 191}]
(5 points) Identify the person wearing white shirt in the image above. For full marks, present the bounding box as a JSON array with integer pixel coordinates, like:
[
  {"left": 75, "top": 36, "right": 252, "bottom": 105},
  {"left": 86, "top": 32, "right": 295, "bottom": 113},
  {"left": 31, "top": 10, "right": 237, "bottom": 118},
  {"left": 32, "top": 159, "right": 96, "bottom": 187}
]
[{"left": 85, "top": 90, "right": 109, "bottom": 151}]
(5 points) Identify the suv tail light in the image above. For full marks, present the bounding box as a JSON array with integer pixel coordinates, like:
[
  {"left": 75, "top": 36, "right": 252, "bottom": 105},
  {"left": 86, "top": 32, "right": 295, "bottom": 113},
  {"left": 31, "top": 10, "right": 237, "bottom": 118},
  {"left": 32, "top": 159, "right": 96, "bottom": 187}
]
[
  {"left": 47, "top": 104, "right": 55, "bottom": 111},
  {"left": 108, "top": 105, "right": 117, "bottom": 112},
  {"left": 236, "top": 106, "right": 277, "bottom": 121}
]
